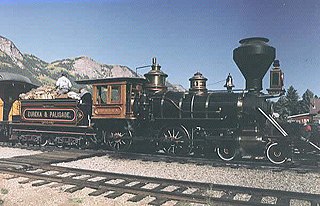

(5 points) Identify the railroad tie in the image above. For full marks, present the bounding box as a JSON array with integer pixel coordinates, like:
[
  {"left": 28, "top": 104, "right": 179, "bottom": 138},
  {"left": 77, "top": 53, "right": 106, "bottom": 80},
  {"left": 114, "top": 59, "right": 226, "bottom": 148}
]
[
  {"left": 248, "top": 194, "right": 262, "bottom": 204},
  {"left": 64, "top": 185, "right": 85, "bottom": 193},
  {"left": 220, "top": 191, "right": 236, "bottom": 200},
  {"left": 32, "top": 180, "right": 51, "bottom": 187},
  {"left": 275, "top": 197, "right": 290, "bottom": 205},
  {"left": 88, "top": 188, "right": 109, "bottom": 196},
  {"left": 18, "top": 178, "right": 34, "bottom": 184},
  {"left": 148, "top": 197, "right": 168, "bottom": 206},
  {"left": 127, "top": 194, "right": 147, "bottom": 202},
  {"left": 105, "top": 191, "right": 125, "bottom": 199}
]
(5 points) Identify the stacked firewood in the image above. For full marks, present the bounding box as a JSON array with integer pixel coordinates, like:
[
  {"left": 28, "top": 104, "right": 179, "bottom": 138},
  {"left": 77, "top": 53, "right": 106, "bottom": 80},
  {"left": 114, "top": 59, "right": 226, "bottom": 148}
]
[
  {"left": 19, "top": 86, "right": 58, "bottom": 99},
  {"left": 19, "top": 86, "right": 79, "bottom": 100}
]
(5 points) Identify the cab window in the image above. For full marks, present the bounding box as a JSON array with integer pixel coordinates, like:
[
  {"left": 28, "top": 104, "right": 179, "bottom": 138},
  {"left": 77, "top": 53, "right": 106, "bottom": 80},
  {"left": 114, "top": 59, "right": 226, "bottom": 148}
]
[
  {"left": 96, "top": 85, "right": 107, "bottom": 104},
  {"left": 111, "top": 85, "right": 121, "bottom": 103}
]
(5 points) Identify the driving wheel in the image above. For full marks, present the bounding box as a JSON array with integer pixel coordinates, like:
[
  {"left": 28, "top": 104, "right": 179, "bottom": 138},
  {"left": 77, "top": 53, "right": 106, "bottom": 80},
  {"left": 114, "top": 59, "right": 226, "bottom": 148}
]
[{"left": 158, "top": 126, "right": 191, "bottom": 155}]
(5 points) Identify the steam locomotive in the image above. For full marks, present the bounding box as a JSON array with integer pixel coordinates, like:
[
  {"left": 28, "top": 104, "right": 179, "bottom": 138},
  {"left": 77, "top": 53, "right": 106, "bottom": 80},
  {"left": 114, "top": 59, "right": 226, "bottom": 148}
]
[{"left": 0, "top": 37, "right": 319, "bottom": 165}]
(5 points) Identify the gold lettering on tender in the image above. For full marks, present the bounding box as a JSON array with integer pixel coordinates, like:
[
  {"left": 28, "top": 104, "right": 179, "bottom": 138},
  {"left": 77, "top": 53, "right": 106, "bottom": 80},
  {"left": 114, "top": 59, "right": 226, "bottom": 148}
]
[
  {"left": 49, "top": 111, "right": 71, "bottom": 119},
  {"left": 27, "top": 111, "right": 43, "bottom": 118}
]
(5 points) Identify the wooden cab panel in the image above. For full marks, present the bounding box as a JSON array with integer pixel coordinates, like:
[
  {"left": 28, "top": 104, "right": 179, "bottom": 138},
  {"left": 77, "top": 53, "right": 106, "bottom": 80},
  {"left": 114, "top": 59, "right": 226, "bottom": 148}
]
[{"left": 92, "top": 83, "right": 127, "bottom": 118}]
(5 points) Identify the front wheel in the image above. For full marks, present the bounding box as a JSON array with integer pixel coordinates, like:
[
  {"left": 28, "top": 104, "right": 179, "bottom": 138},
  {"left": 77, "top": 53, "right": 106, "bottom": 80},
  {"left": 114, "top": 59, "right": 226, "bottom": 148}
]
[
  {"left": 216, "top": 145, "right": 237, "bottom": 161},
  {"left": 266, "top": 142, "right": 287, "bottom": 164}
]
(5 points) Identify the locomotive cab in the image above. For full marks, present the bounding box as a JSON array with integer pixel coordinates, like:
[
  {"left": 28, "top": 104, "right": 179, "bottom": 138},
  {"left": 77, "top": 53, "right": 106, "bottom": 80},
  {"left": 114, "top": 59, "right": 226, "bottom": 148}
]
[{"left": 76, "top": 77, "right": 146, "bottom": 119}]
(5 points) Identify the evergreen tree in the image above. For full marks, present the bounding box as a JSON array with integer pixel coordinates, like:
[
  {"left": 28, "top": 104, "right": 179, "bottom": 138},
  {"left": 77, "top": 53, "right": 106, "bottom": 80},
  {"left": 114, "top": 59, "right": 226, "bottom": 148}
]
[
  {"left": 274, "top": 86, "right": 318, "bottom": 120},
  {"left": 273, "top": 96, "right": 289, "bottom": 120},
  {"left": 299, "top": 89, "right": 314, "bottom": 113},
  {"left": 286, "top": 86, "right": 300, "bottom": 116}
]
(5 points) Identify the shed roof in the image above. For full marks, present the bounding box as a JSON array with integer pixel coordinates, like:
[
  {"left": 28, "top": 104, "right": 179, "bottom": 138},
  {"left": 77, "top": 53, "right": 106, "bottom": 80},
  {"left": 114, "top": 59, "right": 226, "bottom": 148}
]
[{"left": 0, "top": 72, "right": 36, "bottom": 86}]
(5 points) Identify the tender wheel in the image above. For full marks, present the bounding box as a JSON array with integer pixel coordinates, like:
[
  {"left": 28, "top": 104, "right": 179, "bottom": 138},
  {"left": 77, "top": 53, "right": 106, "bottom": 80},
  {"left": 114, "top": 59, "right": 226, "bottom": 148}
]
[
  {"left": 266, "top": 142, "right": 287, "bottom": 164},
  {"left": 216, "top": 145, "right": 237, "bottom": 161},
  {"left": 158, "top": 126, "right": 191, "bottom": 155},
  {"left": 39, "top": 137, "right": 48, "bottom": 147},
  {"left": 18, "top": 138, "right": 26, "bottom": 146},
  {"left": 55, "top": 137, "right": 64, "bottom": 148},
  {"left": 107, "top": 130, "right": 132, "bottom": 151},
  {"left": 77, "top": 137, "right": 90, "bottom": 149}
]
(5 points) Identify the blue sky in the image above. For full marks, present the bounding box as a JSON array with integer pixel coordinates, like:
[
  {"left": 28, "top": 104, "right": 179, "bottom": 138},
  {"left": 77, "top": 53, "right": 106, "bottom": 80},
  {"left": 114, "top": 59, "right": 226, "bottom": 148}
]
[{"left": 0, "top": 0, "right": 319, "bottom": 97}]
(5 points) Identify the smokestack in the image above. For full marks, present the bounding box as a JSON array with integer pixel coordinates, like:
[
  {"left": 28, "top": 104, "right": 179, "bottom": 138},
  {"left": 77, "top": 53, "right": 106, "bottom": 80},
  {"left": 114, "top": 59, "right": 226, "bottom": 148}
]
[{"left": 233, "top": 37, "right": 275, "bottom": 92}]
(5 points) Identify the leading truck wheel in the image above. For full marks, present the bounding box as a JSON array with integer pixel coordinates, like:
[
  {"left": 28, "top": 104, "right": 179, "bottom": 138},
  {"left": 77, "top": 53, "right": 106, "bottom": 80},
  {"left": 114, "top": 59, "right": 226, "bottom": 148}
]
[
  {"left": 266, "top": 142, "right": 287, "bottom": 164},
  {"left": 216, "top": 145, "right": 237, "bottom": 161}
]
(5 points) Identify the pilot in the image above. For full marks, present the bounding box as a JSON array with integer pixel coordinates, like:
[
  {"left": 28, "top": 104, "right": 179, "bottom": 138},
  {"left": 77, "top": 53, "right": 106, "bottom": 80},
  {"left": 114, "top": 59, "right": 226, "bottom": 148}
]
[{"left": 56, "top": 73, "right": 72, "bottom": 94}]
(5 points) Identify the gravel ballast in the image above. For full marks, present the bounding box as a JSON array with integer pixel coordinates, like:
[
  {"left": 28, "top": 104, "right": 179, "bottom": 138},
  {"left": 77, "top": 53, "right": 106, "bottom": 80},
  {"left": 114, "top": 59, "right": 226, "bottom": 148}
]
[
  {"left": 56, "top": 156, "right": 320, "bottom": 195},
  {"left": 0, "top": 147, "right": 319, "bottom": 205}
]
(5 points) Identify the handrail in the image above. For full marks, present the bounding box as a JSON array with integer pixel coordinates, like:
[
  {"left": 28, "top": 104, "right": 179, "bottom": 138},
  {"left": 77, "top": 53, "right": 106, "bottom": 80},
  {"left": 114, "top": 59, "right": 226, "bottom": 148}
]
[
  {"left": 257, "top": 107, "right": 288, "bottom": 137},
  {"left": 300, "top": 136, "right": 320, "bottom": 151}
]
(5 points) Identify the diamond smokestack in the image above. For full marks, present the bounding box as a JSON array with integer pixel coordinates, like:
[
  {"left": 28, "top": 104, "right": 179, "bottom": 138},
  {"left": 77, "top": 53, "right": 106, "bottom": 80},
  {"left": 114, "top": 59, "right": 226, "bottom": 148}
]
[{"left": 233, "top": 37, "right": 275, "bottom": 92}]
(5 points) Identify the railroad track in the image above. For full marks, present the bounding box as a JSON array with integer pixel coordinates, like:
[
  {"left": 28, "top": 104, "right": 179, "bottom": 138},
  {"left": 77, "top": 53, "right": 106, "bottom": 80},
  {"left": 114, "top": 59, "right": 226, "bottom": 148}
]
[
  {"left": 0, "top": 144, "right": 319, "bottom": 205},
  {"left": 1, "top": 141, "right": 320, "bottom": 173},
  {"left": 0, "top": 163, "right": 319, "bottom": 206}
]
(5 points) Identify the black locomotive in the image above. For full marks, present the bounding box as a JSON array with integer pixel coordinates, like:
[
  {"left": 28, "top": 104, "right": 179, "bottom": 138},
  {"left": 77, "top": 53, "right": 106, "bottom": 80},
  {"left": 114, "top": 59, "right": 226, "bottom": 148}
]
[{"left": 0, "top": 37, "right": 319, "bottom": 165}]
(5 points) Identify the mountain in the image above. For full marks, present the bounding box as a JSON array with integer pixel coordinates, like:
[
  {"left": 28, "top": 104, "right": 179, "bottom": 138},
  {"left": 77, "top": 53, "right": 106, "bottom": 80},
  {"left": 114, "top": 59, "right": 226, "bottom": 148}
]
[
  {"left": 0, "top": 35, "right": 185, "bottom": 92},
  {"left": 0, "top": 36, "right": 137, "bottom": 88}
]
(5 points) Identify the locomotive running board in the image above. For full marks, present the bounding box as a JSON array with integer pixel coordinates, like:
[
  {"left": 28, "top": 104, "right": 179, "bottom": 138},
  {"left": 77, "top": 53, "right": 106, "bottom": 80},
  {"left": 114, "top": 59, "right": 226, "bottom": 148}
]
[{"left": 257, "top": 107, "right": 288, "bottom": 137}]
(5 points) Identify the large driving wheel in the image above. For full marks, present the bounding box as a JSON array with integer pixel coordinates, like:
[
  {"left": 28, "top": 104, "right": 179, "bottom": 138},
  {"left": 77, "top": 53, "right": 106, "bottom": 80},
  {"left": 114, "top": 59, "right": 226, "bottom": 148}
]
[
  {"left": 266, "top": 142, "right": 287, "bottom": 164},
  {"left": 216, "top": 144, "right": 237, "bottom": 161},
  {"left": 158, "top": 126, "right": 191, "bottom": 155},
  {"left": 107, "top": 130, "right": 132, "bottom": 151}
]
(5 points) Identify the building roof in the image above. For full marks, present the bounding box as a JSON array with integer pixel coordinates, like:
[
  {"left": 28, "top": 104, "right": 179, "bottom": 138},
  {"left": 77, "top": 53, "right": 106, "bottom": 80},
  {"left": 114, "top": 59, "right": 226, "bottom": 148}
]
[
  {"left": 287, "top": 113, "right": 311, "bottom": 119},
  {"left": 310, "top": 98, "right": 320, "bottom": 114},
  {"left": 0, "top": 72, "right": 36, "bottom": 87}
]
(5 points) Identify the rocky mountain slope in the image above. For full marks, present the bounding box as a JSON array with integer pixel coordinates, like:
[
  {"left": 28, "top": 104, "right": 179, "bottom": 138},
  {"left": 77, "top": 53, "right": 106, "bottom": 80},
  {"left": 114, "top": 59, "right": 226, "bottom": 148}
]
[
  {"left": 0, "top": 35, "right": 185, "bottom": 92},
  {"left": 0, "top": 36, "right": 136, "bottom": 88}
]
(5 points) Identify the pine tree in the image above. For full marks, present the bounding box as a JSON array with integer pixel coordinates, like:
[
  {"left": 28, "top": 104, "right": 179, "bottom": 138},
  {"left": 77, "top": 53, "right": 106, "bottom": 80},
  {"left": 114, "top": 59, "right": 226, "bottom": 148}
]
[
  {"left": 286, "top": 86, "right": 301, "bottom": 115},
  {"left": 274, "top": 85, "right": 301, "bottom": 120},
  {"left": 274, "top": 96, "right": 289, "bottom": 120},
  {"left": 299, "top": 89, "right": 314, "bottom": 113}
]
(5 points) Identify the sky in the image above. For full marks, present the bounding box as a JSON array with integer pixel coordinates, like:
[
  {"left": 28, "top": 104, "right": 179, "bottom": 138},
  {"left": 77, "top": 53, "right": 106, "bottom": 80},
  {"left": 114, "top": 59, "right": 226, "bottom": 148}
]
[{"left": 0, "top": 0, "right": 319, "bottom": 97}]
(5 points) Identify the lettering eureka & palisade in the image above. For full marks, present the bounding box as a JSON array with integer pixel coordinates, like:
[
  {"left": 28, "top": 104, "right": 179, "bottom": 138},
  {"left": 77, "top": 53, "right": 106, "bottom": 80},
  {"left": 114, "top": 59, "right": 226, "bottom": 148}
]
[{"left": 24, "top": 109, "right": 75, "bottom": 121}]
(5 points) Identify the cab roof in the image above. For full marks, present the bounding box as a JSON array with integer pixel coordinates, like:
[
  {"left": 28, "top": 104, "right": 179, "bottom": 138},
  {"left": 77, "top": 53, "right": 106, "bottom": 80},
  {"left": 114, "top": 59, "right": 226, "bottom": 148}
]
[{"left": 75, "top": 77, "right": 147, "bottom": 85}]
